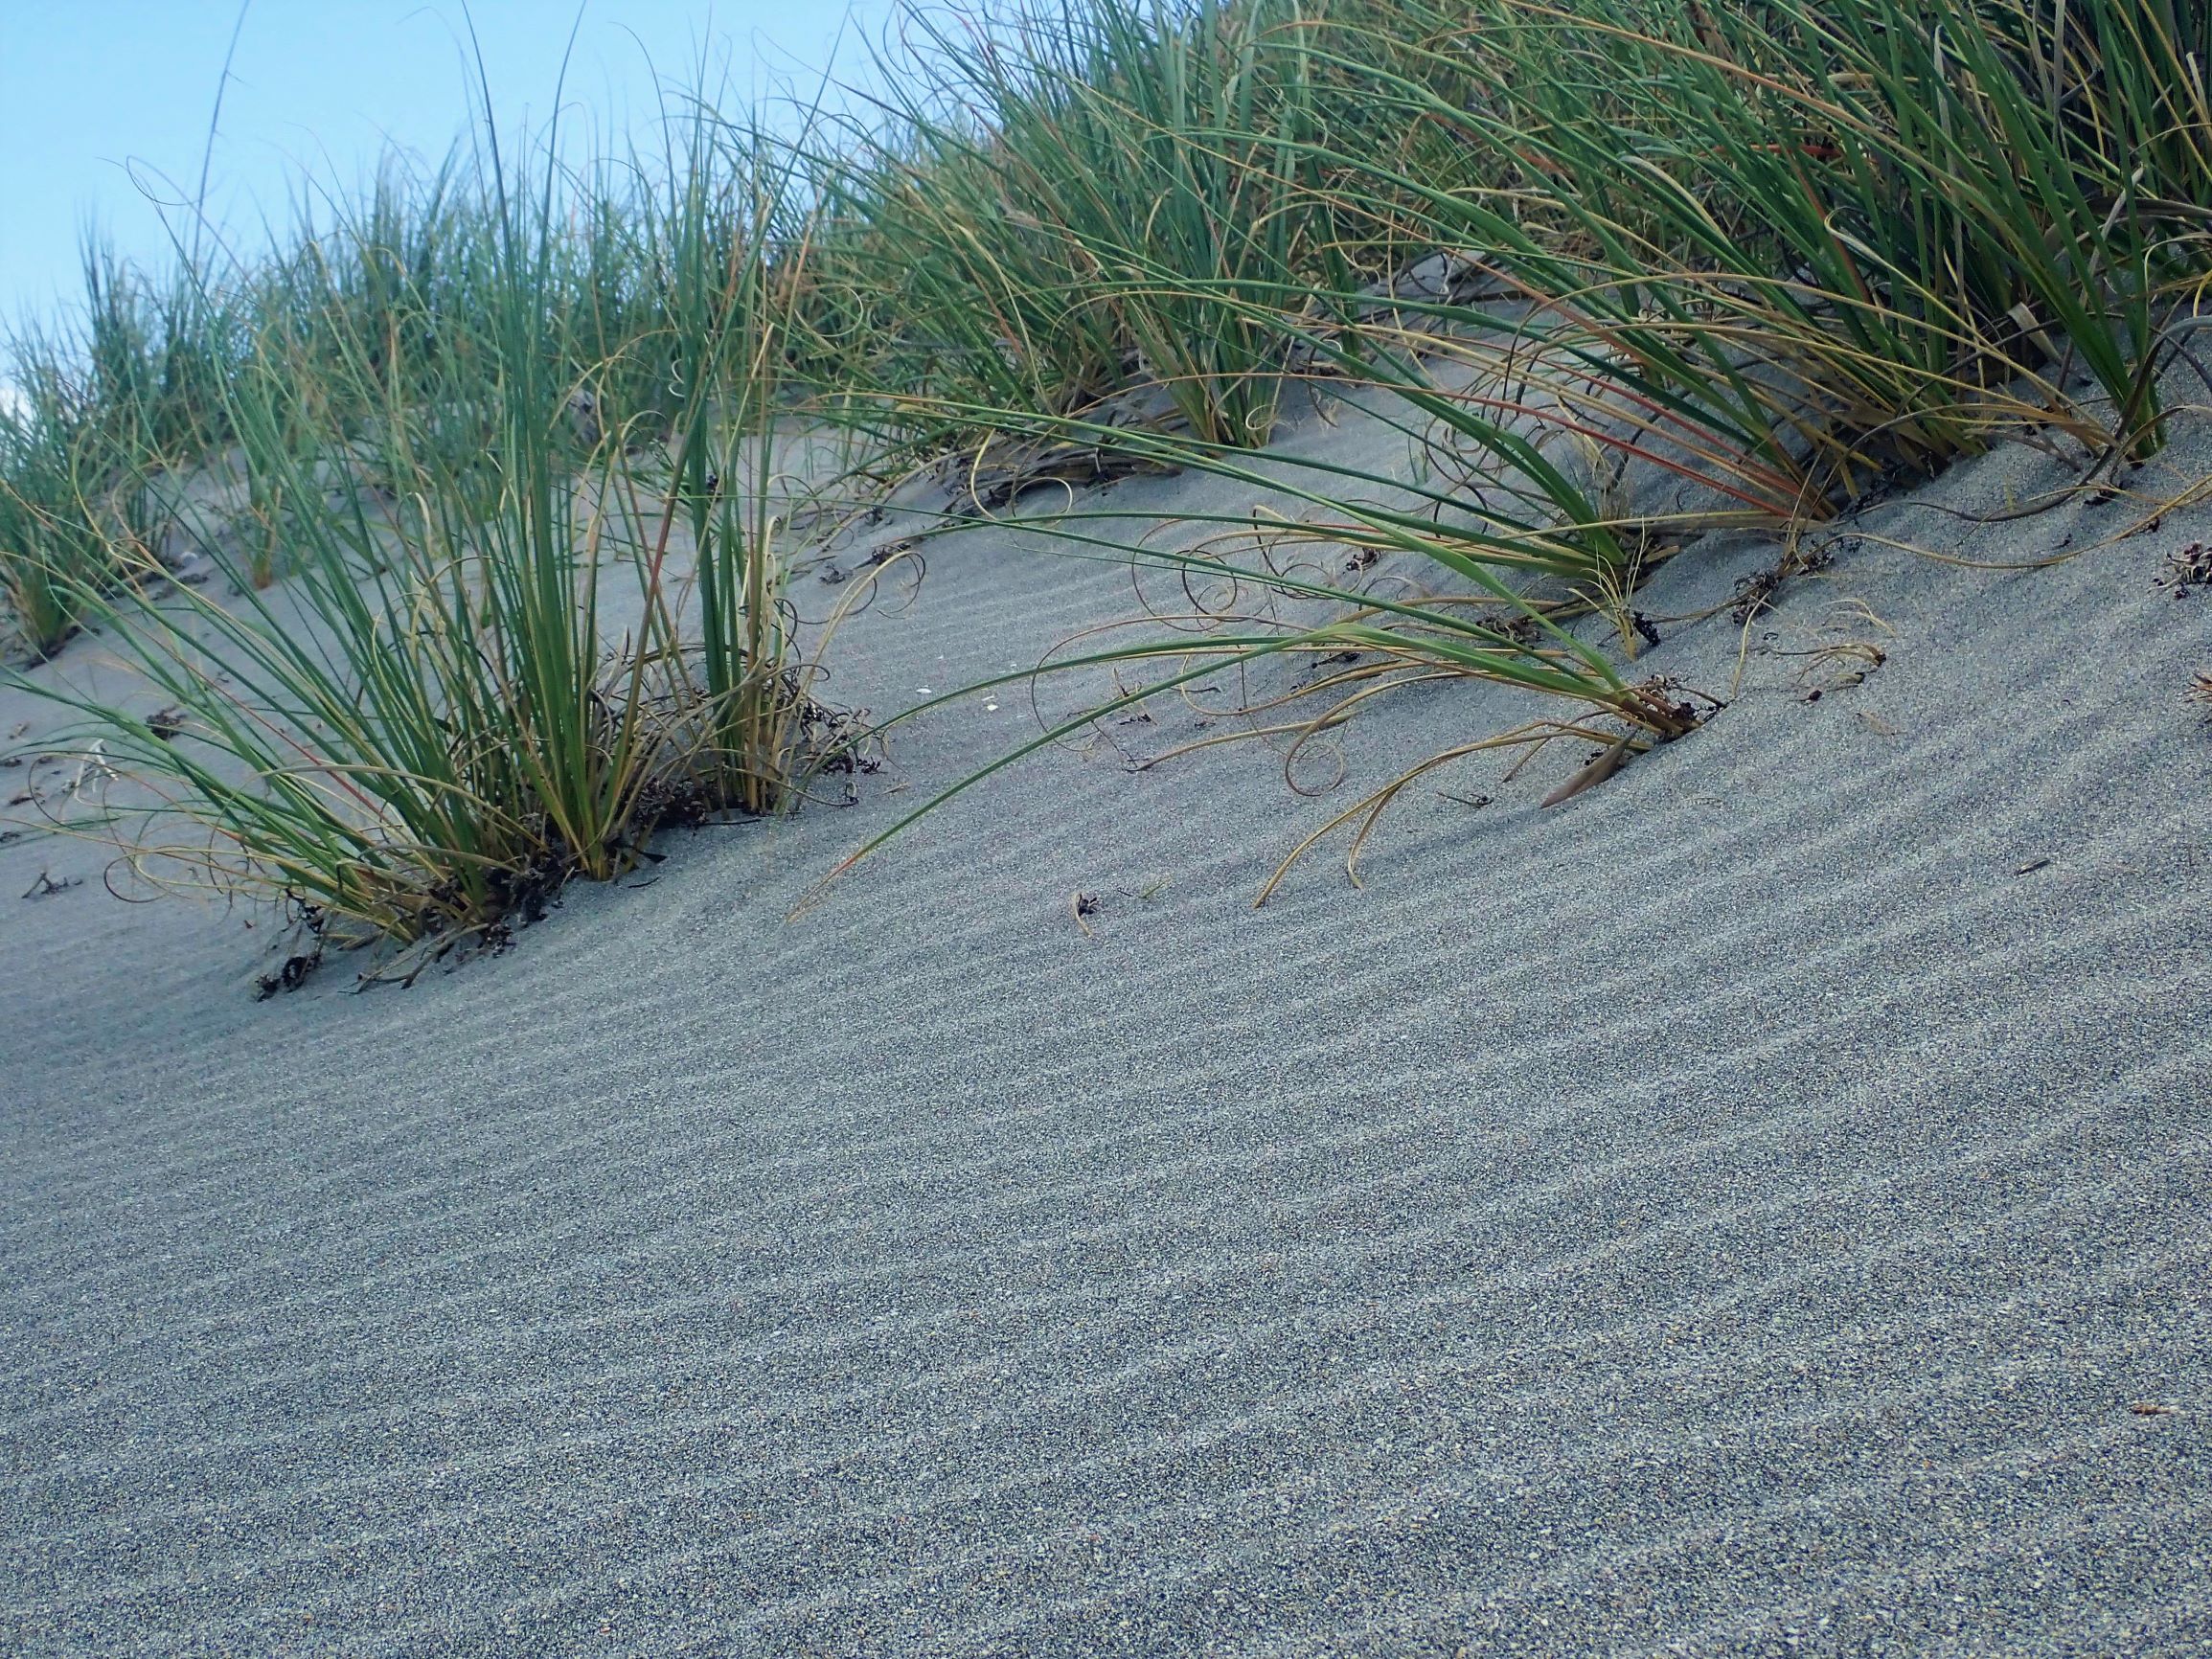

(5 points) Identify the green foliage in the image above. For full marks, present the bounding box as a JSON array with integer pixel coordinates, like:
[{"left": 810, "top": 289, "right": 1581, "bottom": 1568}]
[
  {"left": 804, "top": 0, "right": 1347, "bottom": 446},
  {"left": 7, "top": 0, "right": 2211, "bottom": 933},
  {"left": 11, "top": 110, "right": 851, "bottom": 949}
]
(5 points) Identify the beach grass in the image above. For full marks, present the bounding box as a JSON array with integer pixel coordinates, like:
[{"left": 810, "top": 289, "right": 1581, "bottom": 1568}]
[
  {"left": 8, "top": 97, "right": 862, "bottom": 956},
  {"left": 5, "top": 0, "right": 2208, "bottom": 950}
]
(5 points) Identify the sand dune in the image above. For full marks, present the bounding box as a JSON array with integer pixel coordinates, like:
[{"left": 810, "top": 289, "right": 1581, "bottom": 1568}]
[{"left": 3, "top": 389, "right": 2210, "bottom": 1654}]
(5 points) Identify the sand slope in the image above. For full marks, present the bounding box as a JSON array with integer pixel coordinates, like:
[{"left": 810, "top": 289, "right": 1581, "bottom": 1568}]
[{"left": 2, "top": 392, "right": 2210, "bottom": 1655}]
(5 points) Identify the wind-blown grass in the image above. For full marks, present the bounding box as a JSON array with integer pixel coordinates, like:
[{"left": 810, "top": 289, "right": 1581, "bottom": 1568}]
[
  {"left": 7, "top": 0, "right": 2210, "bottom": 942},
  {"left": 804, "top": 0, "right": 1349, "bottom": 446},
  {"left": 11, "top": 102, "right": 860, "bottom": 958},
  {"left": 0, "top": 334, "right": 166, "bottom": 660},
  {"left": 781, "top": 0, "right": 2211, "bottom": 888}
]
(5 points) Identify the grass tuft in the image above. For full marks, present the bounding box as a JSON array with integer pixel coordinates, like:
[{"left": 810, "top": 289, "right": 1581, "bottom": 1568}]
[{"left": 6, "top": 0, "right": 2210, "bottom": 943}]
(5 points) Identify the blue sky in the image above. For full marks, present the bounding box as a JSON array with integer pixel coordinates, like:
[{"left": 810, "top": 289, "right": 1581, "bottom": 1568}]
[{"left": 0, "top": 1, "right": 888, "bottom": 330}]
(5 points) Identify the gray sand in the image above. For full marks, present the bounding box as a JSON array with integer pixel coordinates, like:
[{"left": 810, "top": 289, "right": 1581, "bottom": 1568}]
[{"left": 3, "top": 386, "right": 2210, "bottom": 1656}]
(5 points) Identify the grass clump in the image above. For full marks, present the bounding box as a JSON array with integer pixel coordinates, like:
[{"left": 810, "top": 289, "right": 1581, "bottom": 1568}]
[
  {"left": 7, "top": 0, "right": 2211, "bottom": 942},
  {"left": 788, "top": 0, "right": 2211, "bottom": 886},
  {"left": 0, "top": 346, "right": 167, "bottom": 661},
  {"left": 805, "top": 0, "right": 1348, "bottom": 448},
  {"left": 12, "top": 105, "right": 860, "bottom": 961}
]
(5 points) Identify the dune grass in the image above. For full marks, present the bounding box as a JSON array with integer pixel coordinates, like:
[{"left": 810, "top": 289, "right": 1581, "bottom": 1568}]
[
  {"left": 9, "top": 99, "right": 861, "bottom": 956},
  {"left": 782, "top": 0, "right": 2212, "bottom": 887},
  {"left": 0, "top": 376, "right": 114, "bottom": 662},
  {"left": 5, "top": 0, "right": 2209, "bottom": 952},
  {"left": 816, "top": 0, "right": 1345, "bottom": 445}
]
